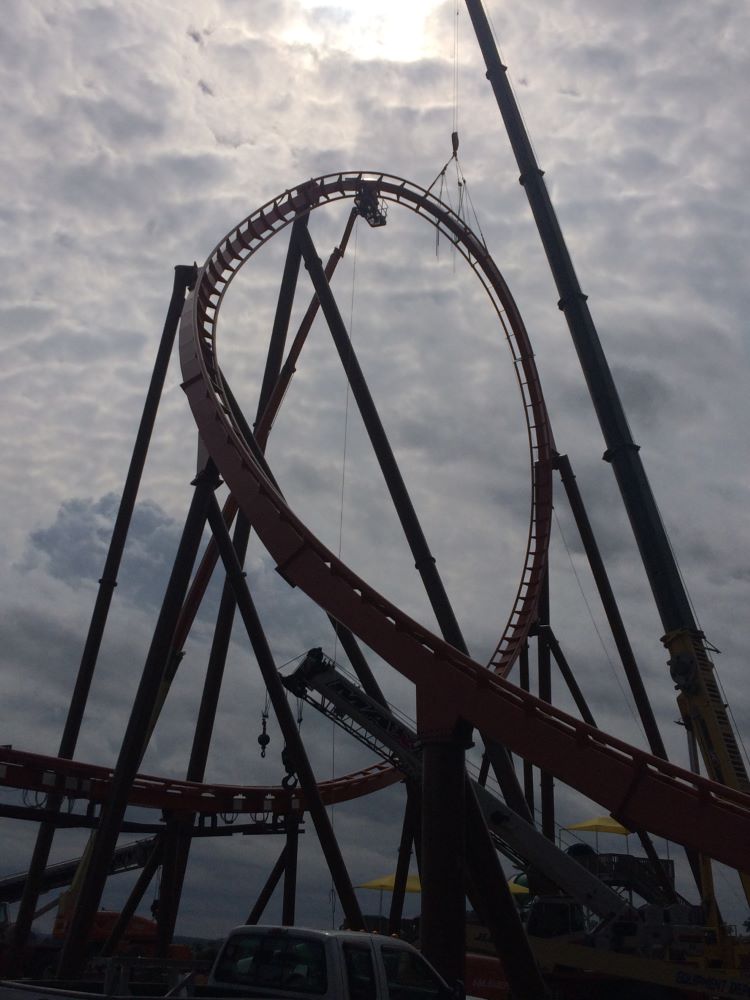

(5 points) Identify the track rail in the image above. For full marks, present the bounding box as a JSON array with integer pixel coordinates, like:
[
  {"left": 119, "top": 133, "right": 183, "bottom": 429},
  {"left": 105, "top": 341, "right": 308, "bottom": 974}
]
[
  {"left": 178, "top": 172, "right": 750, "bottom": 872},
  {"left": 187, "top": 171, "right": 553, "bottom": 677},
  {"left": 0, "top": 747, "right": 398, "bottom": 814}
]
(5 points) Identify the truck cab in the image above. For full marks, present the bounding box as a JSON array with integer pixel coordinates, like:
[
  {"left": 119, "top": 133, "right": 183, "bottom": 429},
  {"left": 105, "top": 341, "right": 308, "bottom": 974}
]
[{"left": 207, "top": 926, "right": 460, "bottom": 1000}]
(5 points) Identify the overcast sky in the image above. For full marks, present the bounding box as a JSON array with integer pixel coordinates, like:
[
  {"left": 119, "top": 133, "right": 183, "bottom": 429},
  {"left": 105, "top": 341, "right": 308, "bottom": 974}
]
[{"left": 1, "top": 0, "right": 749, "bottom": 937}]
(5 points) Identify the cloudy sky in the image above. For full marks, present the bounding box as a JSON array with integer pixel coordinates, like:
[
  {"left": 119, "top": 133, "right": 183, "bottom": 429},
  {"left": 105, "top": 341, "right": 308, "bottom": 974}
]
[{"left": 1, "top": 0, "right": 749, "bottom": 938}]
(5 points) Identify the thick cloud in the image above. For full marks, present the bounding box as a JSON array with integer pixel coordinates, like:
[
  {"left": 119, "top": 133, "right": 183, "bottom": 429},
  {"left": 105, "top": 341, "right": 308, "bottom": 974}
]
[{"left": 1, "top": 0, "right": 749, "bottom": 938}]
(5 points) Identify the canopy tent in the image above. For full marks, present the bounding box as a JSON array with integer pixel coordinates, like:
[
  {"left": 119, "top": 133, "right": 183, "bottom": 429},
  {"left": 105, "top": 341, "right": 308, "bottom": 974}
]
[
  {"left": 357, "top": 872, "right": 528, "bottom": 895},
  {"left": 356, "top": 874, "right": 422, "bottom": 893},
  {"left": 566, "top": 815, "right": 630, "bottom": 835}
]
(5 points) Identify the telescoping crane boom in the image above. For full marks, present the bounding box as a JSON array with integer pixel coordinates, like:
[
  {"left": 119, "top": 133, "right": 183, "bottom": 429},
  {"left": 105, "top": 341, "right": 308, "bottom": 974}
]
[
  {"left": 284, "top": 652, "right": 667, "bottom": 919},
  {"left": 462, "top": 0, "right": 750, "bottom": 898}
]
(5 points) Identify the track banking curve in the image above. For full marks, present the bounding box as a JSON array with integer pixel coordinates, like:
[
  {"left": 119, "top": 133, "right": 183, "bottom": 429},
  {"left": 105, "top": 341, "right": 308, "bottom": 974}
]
[
  {"left": 178, "top": 172, "right": 750, "bottom": 872},
  {"left": 187, "top": 171, "right": 554, "bottom": 675},
  {"left": 0, "top": 747, "right": 398, "bottom": 815}
]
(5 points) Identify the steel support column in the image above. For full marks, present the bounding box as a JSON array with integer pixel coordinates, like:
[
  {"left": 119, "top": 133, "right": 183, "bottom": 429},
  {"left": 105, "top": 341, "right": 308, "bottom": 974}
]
[
  {"left": 419, "top": 734, "right": 466, "bottom": 988},
  {"left": 519, "top": 642, "right": 535, "bottom": 817},
  {"left": 388, "top": 785, "right": 418, "bottom": 935},
  {"left": 57, "top": 463, "right": 220, "bottom": 977},
  {"left": 155, "top": 817, "right": 186, "bottom": 957},
  {"left": 281, "top": 816, "right": 299, "bottom": 926},
  {"left": 12, "top": 265, "right": 196, "bottom": 966},
  {"left": 299, "top": 222, "right": 537, "bottom": 973},
  {"left": 537, "top": 575, "right": 555, "bottom": 842},
  {"left": 205, "top": 495, "right": 365, "bottom": 930},
  {"left": 255, "top": 210, "right": 357, "bottom": 449}
]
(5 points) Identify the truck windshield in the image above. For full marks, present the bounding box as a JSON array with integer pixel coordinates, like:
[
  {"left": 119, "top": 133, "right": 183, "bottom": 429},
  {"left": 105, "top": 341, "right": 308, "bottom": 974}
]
[
  {"left": 214, "top": 932, "right": 328, "bottom": 995},
  {"left": 381, "top": 946, "right": 448, "bottom": 1000}
]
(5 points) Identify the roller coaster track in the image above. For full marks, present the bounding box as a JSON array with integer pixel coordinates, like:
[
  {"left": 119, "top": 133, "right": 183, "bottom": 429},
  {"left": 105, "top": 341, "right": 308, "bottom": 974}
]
[
  {"left": 187, "top": 171, "right": 554, "bottom": 679},
  {"left": 176, "top": 171, "right": 750, "bottom": 873},
  {"left": 0, "top": 747, "right": 398, "bottom": 814},
  {"left": 0, "top": 170, "right": 557, "bottom": 928}
]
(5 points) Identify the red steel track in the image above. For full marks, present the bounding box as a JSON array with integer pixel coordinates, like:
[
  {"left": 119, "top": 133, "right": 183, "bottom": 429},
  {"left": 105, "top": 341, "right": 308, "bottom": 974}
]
[
  {"left": 0, "top": 174, "right": 553, "bottom": 859},
  {"left": 176, "top": 172, "right": 750, "bottom": 872},
  {"left": 0, "top": 747, "right": 398, "bottom": 814},
  {"left": 188, "top": 171, "right": 554, "bottom": 676}
]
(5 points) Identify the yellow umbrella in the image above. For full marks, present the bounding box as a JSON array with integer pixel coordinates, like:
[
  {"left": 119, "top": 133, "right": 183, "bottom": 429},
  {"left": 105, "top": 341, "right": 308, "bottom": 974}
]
[
  {"left": 357, "top": 873, "right": 422, "bottom": 893},
  {"left": 566, "top": 815, "right": 630, "bottom": 835},
  {"left": 507, "top": 875, "right": 530, "bottom": 896},
  {"left": 357, "top": 873, "right": 528, "bottom": 895}
]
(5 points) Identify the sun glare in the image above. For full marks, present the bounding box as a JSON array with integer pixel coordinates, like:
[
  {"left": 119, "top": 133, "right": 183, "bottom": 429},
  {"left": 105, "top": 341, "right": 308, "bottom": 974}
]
[{"left": 293, "top": 1, "right": 446, "bottom": 63}]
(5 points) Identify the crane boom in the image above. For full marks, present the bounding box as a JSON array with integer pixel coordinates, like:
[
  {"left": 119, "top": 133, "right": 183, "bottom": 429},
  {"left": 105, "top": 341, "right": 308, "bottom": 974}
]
[
  {"left": 283, "top": 649, "right": 632, "bottom": 921},
  {"left": 462, "top": 0, "right": 749, "bottom": 814}
]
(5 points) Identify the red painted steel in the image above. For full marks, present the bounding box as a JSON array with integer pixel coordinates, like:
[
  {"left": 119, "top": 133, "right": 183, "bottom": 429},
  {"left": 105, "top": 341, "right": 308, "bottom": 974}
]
[
  {"left": 181, "top": 171, "right": 554, "bottom": 677},
  {"left": 177, "top": 172, "right": 750, "bottom": 872},
  {"left": 0, "top": 747, "right": 398, "bottom": 814}
]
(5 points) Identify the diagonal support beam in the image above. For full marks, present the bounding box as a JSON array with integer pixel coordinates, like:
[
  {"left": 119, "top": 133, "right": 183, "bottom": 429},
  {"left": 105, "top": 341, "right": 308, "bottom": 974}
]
[
  {"left": 154, "top": 220, "right": 308, "bottom": 950},
  {"left": 11, "top": 265, "right": 197, "bottom": 968},
  {"left": 296, "top": 223, "right": 466, "bottom": 651},
  {"left": 298, "top": 223, "right": 543, "bottom": 993},
  {"left": 246, "top": 846, "right": 288, "bottom": 925},
  {"left": 56, "top": 463, "right": 221, "bottom": 977},
  {"left": 257, "top": 215, "right": 309, "bottom": 418},
  {"left": 296, "top": 224, "right": 530, "bottom": 807},
  {"left": 204, "top": 495, "right": 365, "bottom": 931}
]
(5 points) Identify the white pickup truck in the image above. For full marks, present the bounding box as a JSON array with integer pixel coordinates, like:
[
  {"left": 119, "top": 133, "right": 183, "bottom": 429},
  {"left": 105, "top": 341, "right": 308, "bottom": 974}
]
[
  {"left": 0, "top": 925, "right": 473, "bottom": 1000},
  {"left": 205, "top": 926, "right": 465, "bottom": 1000}
]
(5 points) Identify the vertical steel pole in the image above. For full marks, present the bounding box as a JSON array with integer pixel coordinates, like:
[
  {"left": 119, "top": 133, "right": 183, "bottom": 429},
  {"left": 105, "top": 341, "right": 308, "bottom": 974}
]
[
  {"left": 57, "top": 463, "right": 220, "bottom": 977},
  {"left": 256, "top": 217, "right": 308, "bottom": 416},
  {"left": 419, "top": 736, "right": 466, "bottom": 987},
  {"left": 11, "top": 265, "right": 196, "bottom": 965},
  {"left": 536, "top": 575, "right": 555, "bottom": 842},
  {"left": 519, "top": 642, "right": 535, "bottom": 817},
  {"left": 281, "top": 817, "right": 299, "bottom": 926},
  {"left": 155, "top": 817, "right": 188, "bottom": 957}
]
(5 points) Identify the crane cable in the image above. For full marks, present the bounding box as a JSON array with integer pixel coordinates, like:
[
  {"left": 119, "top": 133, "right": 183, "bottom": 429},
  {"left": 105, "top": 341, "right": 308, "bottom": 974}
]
[{"left": 427, "top": 2, "right": 488, "bottom": 256}]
